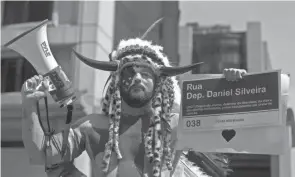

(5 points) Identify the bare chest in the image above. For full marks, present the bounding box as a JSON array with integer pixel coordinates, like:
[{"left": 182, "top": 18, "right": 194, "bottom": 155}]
[
  {"left": 90, "top": 119, "right": 147, "bottom": 177},
  {"left": 85, "top": 114, "right": 177, "bottom": 177}
]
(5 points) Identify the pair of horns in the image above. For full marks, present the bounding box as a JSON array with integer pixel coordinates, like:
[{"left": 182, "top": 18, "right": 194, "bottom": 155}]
[
  {"left": 73, "top": 17, "right": 202, "bottom": 76},
  {"left": 73, "top": 50, "right": 203, "bottom": 76}
]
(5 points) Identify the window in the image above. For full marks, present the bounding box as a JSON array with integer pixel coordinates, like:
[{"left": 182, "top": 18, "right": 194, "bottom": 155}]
[
  {"left": 1, "top": 57, "right": 37, "bottom": 93},
  {"left": 2, "top": 1, "right": 53, "bottom": 26},
  {"left": 192, "top": 32, "right": 247, "bottom": 74}
]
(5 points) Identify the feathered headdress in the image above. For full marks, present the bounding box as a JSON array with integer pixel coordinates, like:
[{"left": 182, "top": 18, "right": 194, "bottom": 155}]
[{"left": 73, "top": 19, "right": 203, "bottom": 177}]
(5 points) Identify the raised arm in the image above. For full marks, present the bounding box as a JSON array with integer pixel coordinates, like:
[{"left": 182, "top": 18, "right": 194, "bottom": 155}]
[{"left": 21, "top": 75, "right": 86, "bottom": 169}]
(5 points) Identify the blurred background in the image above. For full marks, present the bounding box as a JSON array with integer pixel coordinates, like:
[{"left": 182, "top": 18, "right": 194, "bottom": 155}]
[{"left": 1, "top": 1, "right": 295, "bottom": 177}]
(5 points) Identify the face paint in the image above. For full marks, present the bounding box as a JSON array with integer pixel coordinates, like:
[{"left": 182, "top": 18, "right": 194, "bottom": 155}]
[{"left": 119, "top": 63, "right": 157, "bottom": 108}]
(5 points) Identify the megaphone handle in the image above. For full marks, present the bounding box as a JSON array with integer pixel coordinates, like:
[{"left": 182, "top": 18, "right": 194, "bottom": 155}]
[
  {"left": 65, "top": 105, "right": 73, "bottom": 124},
  {"left": 61, "top": 104, "right": 74, "bottom": 158},
  {"left": 36, "top": 96, "right": 64, "bottom": 170},
  {"left": 36, "top": 96, "right": 53, "bottom": 136}
]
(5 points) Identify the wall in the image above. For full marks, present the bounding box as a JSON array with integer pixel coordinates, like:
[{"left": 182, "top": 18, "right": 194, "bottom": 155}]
[
  {"left": 1, "top": 148, "right": 47, "bottom": 177},
  {"left": 178, "top": 25, "right": 193, "bottom": 72},
  {"left": 161, "top": 1, "right": 180, "bottom": 66},
  {"left": 262, "top": 41, "right": 273, "bottom": 71},
  {"left": 113, "top": 1, "right": 162, "bottom": 46},
  {"left": 1, "top": 1, "right": 114, "bottom": 177},
  {"left": 246, "top": 22, "right": 264, "bottom": 72},
  {"left": 55, "top": 1, "right": 80, "bottom": 25},
  {"left": 113, "top": 1, "right": 179, "bottom": 65}
]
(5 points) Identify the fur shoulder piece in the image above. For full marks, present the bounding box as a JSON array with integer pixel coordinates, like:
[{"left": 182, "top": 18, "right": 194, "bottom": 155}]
[
  {"left": 177, "top": 154, "right": 212, "bottom": 177},
  {"left": 185, "top": 151, "right": 232, "bottom": 177}
]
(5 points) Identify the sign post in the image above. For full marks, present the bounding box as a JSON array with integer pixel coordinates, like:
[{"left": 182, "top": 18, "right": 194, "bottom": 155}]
[
  {"left": 181, "top": 71, "right": 281, "bottom": 131},
  {"left": 176, "top": 70, "right": 289, "bottom": 156}
]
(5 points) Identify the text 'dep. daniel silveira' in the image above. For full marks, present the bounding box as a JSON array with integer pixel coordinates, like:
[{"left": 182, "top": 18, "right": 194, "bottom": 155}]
[{"left": 185, "top": 83, "right": 266, "bottom": 100}]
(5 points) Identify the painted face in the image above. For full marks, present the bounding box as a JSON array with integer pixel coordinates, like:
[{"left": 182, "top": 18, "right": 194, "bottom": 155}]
[{"left": 119, "top": 64, "right": 156, "bottom": 108}]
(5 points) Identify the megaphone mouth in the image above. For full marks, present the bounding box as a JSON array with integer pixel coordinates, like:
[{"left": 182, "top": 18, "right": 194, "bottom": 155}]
[{"left": 3, "top": 19, "right": 49, "bottom": 48}]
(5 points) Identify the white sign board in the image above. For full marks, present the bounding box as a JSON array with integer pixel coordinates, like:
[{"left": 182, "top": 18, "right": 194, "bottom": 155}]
[{"left": 176, "top": 70, "right": 290, "bottom": 155}]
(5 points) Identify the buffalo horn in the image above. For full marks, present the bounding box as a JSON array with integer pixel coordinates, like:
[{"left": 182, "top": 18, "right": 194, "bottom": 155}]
[
  {"left": 159, "top": 62, "right": 204, "bottom": 76},
  {"left": 73, "top": 50, "right": 118, "bottom": 71}
]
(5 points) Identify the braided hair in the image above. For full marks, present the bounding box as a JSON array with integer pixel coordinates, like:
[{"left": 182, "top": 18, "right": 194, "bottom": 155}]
[{"left": 100, "top": 38, "right": 181, "bottom": 177}]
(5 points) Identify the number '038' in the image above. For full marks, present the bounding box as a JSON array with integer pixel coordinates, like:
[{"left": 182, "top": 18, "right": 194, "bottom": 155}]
[{"left": 186, "top": 120, "right": 201, "bottom": 128}]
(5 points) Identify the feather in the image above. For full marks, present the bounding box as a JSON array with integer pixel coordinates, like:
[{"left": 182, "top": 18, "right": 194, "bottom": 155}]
[{"left": 141, "top": 18, "right": 164, "bottom": 39}]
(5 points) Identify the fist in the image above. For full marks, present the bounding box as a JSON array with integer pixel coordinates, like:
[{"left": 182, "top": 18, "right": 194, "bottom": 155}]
[
  {"left": 21, "top": 75, "right": 49, "bottom": 103},
  {"left": 223, "top": 68, "right": 247, "bottom": 81}
]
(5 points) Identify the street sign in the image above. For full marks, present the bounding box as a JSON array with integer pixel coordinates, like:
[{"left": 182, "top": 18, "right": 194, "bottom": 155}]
[
  {"left": 176, "top": 70, "right": 290, "bottom": 155},
  {"left": 180, "top": 70, "right": 282, "bottom": 131}
]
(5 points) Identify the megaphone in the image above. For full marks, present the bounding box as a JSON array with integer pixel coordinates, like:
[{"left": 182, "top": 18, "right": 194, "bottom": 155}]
[{"left": 3, "top": 19, "right": 77, "bottom": 107}]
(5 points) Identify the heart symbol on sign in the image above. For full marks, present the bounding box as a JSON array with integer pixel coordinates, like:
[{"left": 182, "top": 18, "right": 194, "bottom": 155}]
[{"left": 222, "top": 129, "right": 236, "bottom": 142}]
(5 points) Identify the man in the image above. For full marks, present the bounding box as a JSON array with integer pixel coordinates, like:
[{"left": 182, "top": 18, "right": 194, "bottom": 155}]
[{"left": 21, "top": 37, "right": 246, "bottom": 177}]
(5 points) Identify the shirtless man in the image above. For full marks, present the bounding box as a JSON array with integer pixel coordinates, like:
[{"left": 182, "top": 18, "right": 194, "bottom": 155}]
[{"left": 21, "top": 38, "right": 246, "bottom": 177}]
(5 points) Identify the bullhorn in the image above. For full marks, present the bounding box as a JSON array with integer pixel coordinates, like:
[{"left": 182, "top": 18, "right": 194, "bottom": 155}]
[{"left": 3, "top": 19, "right": 77, "bottom": 107}]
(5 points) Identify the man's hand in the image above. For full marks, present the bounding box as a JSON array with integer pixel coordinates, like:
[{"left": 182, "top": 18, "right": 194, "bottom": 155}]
[
  {"left": 223, "top": 68, "right": 247, "bottom": 81},
  {"left": 21, "top": 75, "right": 49, "bottom": 104}
]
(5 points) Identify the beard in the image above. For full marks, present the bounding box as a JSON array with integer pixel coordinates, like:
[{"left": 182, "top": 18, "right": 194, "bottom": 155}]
[{"left": 121, "top": 84, "right": 154, "bottom": 108}]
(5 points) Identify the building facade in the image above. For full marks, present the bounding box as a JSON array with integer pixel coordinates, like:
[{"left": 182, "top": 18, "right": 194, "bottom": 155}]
[
  {"left": 1, "top": 1, "right": 179, "bottom": 177},
  {"left": 178, "top": 22, "right": 294, "bottom": 177},
  {"left": 181, "top": 22, "right": 270, "bottom": 74}
]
